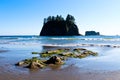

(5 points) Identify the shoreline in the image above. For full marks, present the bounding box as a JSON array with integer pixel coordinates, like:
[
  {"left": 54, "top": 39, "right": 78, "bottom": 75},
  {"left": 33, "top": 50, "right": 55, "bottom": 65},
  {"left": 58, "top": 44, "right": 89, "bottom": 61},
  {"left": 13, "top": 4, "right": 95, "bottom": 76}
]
[
  {"left": 1, "top": 63, "right": 120, "bottom": 80},
  {"left": 0, "top": 46, "right": 120, "bottom": 80}
]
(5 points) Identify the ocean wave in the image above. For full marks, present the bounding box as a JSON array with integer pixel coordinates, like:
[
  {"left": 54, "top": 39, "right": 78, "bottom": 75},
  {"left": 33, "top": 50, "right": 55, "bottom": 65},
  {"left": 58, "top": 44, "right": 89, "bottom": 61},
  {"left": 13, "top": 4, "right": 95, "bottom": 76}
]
[
  {"left": 1, "top": 36, "right": 120, "bottom": 41},
  {"left": 47, "top": 37, "right": 120, "bottom": 41},
  {"left": 48, "top": 37, "right": 79, "bottom": 40},
  {"left": 42, "top": 43, "right": 120, "bottom": 48},
  {"left": 0, "top": 36, "right": 120, "bottom": 48},
  {"left": 0, "top": 40, "right": 120, "bottom": 48}
]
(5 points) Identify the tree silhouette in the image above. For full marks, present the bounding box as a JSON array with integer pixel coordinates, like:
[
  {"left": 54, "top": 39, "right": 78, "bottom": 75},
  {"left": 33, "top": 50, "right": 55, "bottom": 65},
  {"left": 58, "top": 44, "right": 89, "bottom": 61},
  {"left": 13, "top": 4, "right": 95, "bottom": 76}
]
[
  {"left": 44, "top": 14, "right": 75, "bottom": 24},
  {"left": 56, "top": 15, "right": 64, "bottom": 21},
  {"left": 66, "top": 14, "right": 75, "bottom": 24},
  {"left": 44, "top": 15, "right": 65, "bottom": 24},
  {"left": 47, "top": 16, "right": 52, "bottom": 22}
]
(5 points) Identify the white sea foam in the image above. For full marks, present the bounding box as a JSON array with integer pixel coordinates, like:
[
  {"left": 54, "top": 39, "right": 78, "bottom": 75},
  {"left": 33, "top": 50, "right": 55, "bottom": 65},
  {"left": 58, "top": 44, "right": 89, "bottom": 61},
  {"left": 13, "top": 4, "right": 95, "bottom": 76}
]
[
  {"left": 42, "top": 43, "right": 120, "bottom": 48},
  {"left": 0, "top": 36, "right": 120, "bottom": 48}
]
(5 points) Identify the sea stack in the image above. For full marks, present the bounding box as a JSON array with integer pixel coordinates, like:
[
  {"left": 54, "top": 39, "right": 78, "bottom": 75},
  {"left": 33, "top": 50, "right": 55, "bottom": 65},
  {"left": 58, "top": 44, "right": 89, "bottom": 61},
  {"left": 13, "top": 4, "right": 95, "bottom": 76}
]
[
  {"left": 40, "top": 14, "right": 80, "bottom": 36},
  {"left": 85, "top": 31, "right": 100, "bottom": 36}
]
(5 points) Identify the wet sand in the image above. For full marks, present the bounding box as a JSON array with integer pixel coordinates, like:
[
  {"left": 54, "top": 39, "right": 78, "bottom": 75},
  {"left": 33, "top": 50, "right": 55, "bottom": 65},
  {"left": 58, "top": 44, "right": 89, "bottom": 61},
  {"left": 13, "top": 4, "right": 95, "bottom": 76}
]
[
  {"left": 0, "top": 47, "right": 120, "bottom": 80},
  {"left": 1, "top": 64, "right": 120, "bottom": 80},
  {"left": 0, "top": 50, "right": 9, "bottom": 53}
]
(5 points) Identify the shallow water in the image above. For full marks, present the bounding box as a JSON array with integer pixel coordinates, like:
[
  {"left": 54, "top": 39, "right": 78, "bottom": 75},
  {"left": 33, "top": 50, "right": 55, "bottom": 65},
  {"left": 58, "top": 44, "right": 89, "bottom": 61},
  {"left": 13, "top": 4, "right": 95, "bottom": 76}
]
[
  {"left": 0, "top": 44, "right": 120, "bottom": 71},
  {"left": 0, "top": 35, "right": 120, "bottom": 80},
  {"left": 1, "top": 35, "right": 120, "bottom": 71}
]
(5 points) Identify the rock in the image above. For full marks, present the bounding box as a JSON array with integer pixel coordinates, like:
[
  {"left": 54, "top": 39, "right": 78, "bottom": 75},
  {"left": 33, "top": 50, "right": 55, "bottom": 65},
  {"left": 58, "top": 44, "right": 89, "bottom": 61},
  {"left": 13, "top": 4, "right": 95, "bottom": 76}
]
[
  {"left": 40, "top": 14, "right": 80, "bottom": 36},
  {"left": 15, "top": 48, "right": 98, "bottom": 70},
  {"left": 40, "top": 49, "right": 64, "bottom": 57},
  {"left": 27, "top": 61, "right": 44, "bottom": 69},
  {"left": 60, "top": 52, "right": 74, "bottom": 57},
  {"left": 60, "top": 56, "right": 67, "bottom": 60},
  {"left": 32, "top": 52, "right": 39, "bottom": 54},
  {"left": 77, "top": 54, "right": 87, "bottom": 58},
  {"left": 73, "top": 48, "right": 86, "bottom": 51},
  {"left": 45, "top": 56, "right": 63, "bottom": 65},
  {"left": 85, "top": 31, "right": 100, "bottom": 36},
  {"left": 15, "top": 61, "right": 25, "bottom": 66},
  {"left": 64, "top": 48, "right": 70, "bottom": 51}
]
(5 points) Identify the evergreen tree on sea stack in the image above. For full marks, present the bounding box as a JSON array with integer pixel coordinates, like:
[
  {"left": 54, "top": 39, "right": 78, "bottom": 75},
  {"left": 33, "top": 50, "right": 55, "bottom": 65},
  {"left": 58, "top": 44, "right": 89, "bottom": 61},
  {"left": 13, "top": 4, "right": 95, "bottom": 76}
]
[{"left": 40, "top": 14, "right": 80, "bottom": 36}]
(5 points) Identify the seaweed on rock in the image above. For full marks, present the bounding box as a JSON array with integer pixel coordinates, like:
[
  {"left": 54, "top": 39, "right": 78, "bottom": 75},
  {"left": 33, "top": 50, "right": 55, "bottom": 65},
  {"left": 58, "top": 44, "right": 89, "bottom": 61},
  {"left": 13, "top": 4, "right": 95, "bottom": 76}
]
[{"left": 16, "top": 48, "right": 98, "bottom": 69}]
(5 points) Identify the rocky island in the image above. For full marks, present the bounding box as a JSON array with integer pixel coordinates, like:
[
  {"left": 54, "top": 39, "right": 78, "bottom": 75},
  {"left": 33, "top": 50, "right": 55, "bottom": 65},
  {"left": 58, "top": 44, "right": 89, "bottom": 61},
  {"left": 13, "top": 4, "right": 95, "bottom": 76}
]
[
  {"left": 85, "top": 31, "right": 100, "bottom": 36},
  {"left": 40, "top": 14, "right": 80, "bottom": 36}
]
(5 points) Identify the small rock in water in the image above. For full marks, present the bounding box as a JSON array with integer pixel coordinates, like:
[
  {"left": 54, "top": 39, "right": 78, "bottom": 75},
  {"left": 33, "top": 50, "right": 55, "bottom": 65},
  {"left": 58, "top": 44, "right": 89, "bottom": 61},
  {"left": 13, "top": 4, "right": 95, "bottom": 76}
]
[
  {"left": 15, "top": 61, "right": 25, "bottom": 66},
  {"left": 45, "top": 56, "right": 63, "bottom": 65},
  {"left": 32, "top": 52, "right": 39, "bottom": 54}
]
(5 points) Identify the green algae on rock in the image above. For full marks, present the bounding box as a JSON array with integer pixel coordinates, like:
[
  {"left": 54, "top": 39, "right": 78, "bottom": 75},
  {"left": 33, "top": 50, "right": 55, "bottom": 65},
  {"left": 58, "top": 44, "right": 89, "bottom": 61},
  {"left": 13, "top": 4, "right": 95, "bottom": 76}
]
[
  {"left": 32, "top": 52, "right": 40, "bottom": 54},
  {"left": 16, "top": 56, "right": 64, "bottom": 69},
  {"left": 16, "top": 57, "right": 46, "bottom": 69},
  {"left": 40, "top": 48, "right": 98, "bottom": 59},
  {"left": 16, "top": 48, "right": 98, "bottom": 69},
  {"left": 45, "top": 56, "right": 64, "bottom": 65},
  {"left": 40, "top": 49, "right": 65, "bottom": 58}
]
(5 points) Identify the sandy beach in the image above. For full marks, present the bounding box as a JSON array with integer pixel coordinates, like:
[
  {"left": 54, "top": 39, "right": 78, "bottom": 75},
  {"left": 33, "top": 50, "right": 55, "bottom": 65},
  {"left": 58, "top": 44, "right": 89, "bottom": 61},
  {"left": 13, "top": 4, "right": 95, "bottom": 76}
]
[
  {"left": 1, "top": 60, "right": 120, "bottom": 80},
  {"left": 0, "top": 45, "right": 120, "bottom": 80}
]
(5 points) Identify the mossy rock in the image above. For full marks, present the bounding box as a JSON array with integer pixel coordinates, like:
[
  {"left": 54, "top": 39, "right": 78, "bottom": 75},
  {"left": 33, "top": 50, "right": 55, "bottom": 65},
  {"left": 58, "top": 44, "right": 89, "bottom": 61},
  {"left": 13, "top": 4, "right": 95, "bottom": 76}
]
[
  {"left": 40, "top": 49, "right": 65, "bottom": 58},
  {"left": 73, "top": 48, "right": 86, "bottom": 51},
  {"left": 77, "top": 54, "right": 88, "bottom": 58},
  {"left": 40, "top": 48, "right": 98, "bottom": 58},
  {"left": 15, "top": 61, "right": 25, "bottom": 66},
  {"left": 16, "top": 48, "right": 98, "bottom": 70},
  {"left": 27, "top": 61, "right": 45, "bottom": 69},
  {"left": 32, "top": 52, "right": 40, "bottom": 54},
  {"left": 45, "top": 56, "right": 64, "bottom": 65},
  {"left": 59, "top": 52, "right": 74, "bottom": 57},
  {"left": 16, "top": 56, "right": 64, "bottom": 69}
]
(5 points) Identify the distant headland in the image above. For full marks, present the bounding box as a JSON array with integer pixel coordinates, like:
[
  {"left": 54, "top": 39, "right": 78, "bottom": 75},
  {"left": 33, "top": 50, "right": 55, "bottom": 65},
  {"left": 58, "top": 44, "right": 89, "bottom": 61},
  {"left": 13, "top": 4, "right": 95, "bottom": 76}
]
[{"left": 40, "top": 14, "right": 81, "bottom": 36}]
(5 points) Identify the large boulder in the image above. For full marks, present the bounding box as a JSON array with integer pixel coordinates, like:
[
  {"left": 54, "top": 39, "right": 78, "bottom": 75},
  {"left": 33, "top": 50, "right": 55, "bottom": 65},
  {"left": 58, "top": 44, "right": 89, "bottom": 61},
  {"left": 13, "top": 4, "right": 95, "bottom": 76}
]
[{"left": 45, "top": 56, "right": 63, "bottom": 65}]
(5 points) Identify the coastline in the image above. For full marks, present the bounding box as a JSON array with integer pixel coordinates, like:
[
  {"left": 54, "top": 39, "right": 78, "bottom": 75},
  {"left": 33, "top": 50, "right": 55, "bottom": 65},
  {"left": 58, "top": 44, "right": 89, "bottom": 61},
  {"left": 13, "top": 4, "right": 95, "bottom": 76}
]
[
  {"left": 0, "top": 35, "right": 120, "bottom": 80},
  {"left": 0, "top": 60, "right": 120, "bottom": 80},
  {"left": 0, "top": 45, "right": 120, "bottom": 80}
]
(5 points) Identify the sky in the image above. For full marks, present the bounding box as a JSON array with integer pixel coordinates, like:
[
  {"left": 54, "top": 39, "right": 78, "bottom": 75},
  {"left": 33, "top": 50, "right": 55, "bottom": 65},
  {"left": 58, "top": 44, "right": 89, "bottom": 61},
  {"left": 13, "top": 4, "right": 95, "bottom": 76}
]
[{"left": 0, "top": 0, "right": 120, "bottom": 35}]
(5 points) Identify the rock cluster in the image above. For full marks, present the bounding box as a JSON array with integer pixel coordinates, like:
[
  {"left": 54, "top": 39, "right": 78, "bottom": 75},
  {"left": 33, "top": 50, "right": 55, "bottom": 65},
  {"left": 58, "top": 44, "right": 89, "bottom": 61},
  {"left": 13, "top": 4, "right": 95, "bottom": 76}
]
[
  {"left": 16, "top": 56, "right": 63, "bottom": 69},
  {"left": 40, "top": 48, "right": 98, "bottom": 58},
  {"left": 16, "top": 48, "right": 98, "bottom": 69}
]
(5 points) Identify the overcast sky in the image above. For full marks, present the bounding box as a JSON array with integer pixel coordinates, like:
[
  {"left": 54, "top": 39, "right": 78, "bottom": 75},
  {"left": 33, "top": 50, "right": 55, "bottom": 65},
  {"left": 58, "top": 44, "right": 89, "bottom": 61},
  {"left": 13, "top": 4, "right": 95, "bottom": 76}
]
[{"left": 0, "top": 0, "right": 120, "bottom": 35}]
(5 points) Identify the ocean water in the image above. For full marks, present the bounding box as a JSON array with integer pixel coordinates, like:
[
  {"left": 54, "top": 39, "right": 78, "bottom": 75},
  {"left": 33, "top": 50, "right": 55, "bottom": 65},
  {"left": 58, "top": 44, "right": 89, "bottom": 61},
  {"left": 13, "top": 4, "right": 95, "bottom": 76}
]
[
  {"left": 0, "top": 35, "right": 120, "bottom": 47},
  {"left": 0, "top": 35, "right": 120, "bottom": 71}
]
